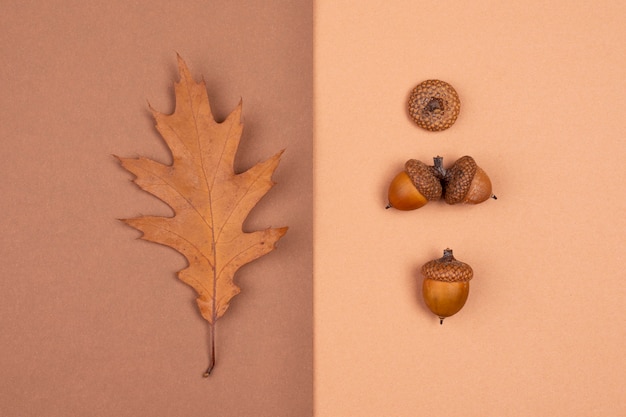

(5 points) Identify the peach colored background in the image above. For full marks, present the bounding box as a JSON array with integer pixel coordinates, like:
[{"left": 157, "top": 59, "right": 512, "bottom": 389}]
[
  {"left": 314, "top": 1, "right": 625, "bottom": 416},
  {"left": 1, "top": 1, "right": 312, "bottom": 416}
]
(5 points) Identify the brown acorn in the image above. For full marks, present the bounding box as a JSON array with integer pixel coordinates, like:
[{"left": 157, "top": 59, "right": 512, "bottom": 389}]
[
  {"left": 443, "top": 156, "right": 496, "bottom": 205},
  {"left": 408, "top": 80, "right": 461, "bottom": 131},
  {"left": 386, "top": 158, "right": 443, "bottom": 210},
  {"left": 421, "top": 248, "right": 473, "bottom": 325}
]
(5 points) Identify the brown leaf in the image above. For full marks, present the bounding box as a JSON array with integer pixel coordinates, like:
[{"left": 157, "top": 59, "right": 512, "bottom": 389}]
[{"left": 117, "top": 55, "right": 287, "bottom": 376}]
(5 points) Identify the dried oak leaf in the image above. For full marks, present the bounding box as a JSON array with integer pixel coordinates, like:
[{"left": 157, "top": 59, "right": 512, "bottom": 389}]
[{"left": 117, "top": 56, "right": 287, "bottom": 376}]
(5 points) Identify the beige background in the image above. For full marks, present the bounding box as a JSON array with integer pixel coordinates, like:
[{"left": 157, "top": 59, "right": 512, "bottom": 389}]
[
  {"left": 314, "top": 1, "right": 625, "bottom": 416},
  {"left": 1, "top": 1, "right": 312, "bottom": 416}
]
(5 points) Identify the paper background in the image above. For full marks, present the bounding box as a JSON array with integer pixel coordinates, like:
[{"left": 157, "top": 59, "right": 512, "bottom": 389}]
[
  {"left": 0, "top": 1, "right": 312, "bottom": 416},
  {"left": 314, "top": 1, "right": 626, "bottom": 416}
]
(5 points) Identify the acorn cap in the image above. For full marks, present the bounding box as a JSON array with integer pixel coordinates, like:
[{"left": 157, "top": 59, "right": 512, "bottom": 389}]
[
  {"left": 421, "top": 248, "right": 473, "bottom": 282},
  {"left": 408, "top": 80, "right": 461, "bottom": 131},
  {"left": 405, "top": 159, "right": 442, "bottom": 201},
  {"left": 443, "top": 156, "right": 477, "bottom": 204}
]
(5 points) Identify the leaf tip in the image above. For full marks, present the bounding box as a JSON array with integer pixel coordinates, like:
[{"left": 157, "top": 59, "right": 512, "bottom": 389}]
[
  {"left": 175, "top": 52, "right": 185, "bottom": 66},
  {"left": 268, "top": 227, "right": 289, "bottom": 249},
  {"left": 230, "top": 99, "right": 243, "bottom": 121},
  {"left": 118, "top": 217, "right": 145, "bottom": 236},
  {"left": 277, "top": 226, "right": 289, "bottom": 238},
  {"left": 117, "top": 218, "right": 144, "bottom": 239},
  {"left": 117, "top": 217, "right": 131, "bottom": 226},
  {"left": 176, "top": 54, "right": 192, "bottom": 81},
  {"left": 148, "top": 104, "right": 161, "bottom": 119}
]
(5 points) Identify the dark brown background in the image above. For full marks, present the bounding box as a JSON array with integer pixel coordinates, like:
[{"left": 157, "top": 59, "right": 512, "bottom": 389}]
[{"left": 0, "top": 1, "right": 313, "bottom": 416}]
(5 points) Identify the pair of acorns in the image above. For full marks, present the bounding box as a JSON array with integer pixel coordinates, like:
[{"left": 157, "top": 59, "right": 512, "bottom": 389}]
[{"left": 386, "top": 155, "right": 496, "bottom": 211}]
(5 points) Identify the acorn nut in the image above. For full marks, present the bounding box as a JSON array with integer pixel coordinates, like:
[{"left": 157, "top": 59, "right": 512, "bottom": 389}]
[
  {"left": 386, "top": 158, "right": 442, "bottom": 210},
  {"left": 443, "top": 156, "right": 496, "bottom": 205},
  {"left": 421, "top": 249, "right": 473, "bottom": 325},
  {"left": 408, "top": 80, "right": 460, "bottom": 131},
  {"left": 386, "top": 156, "right": 495, "bottom": 210}
]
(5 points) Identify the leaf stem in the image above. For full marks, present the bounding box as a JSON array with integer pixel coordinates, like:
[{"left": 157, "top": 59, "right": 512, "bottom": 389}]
[{"left": 203, "top": 323, "right": 216, "bottom": 377}]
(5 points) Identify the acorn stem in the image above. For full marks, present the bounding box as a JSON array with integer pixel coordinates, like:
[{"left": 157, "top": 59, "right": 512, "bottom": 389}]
[
  {"left": 439, "top": 317, "right": 445, "bottom": 325},
  {"left": 491, "top": 194, "right": 497, "bottom": 200},
  {"left": 433, "top": 156, "right": 446, "bottom": 179}
]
